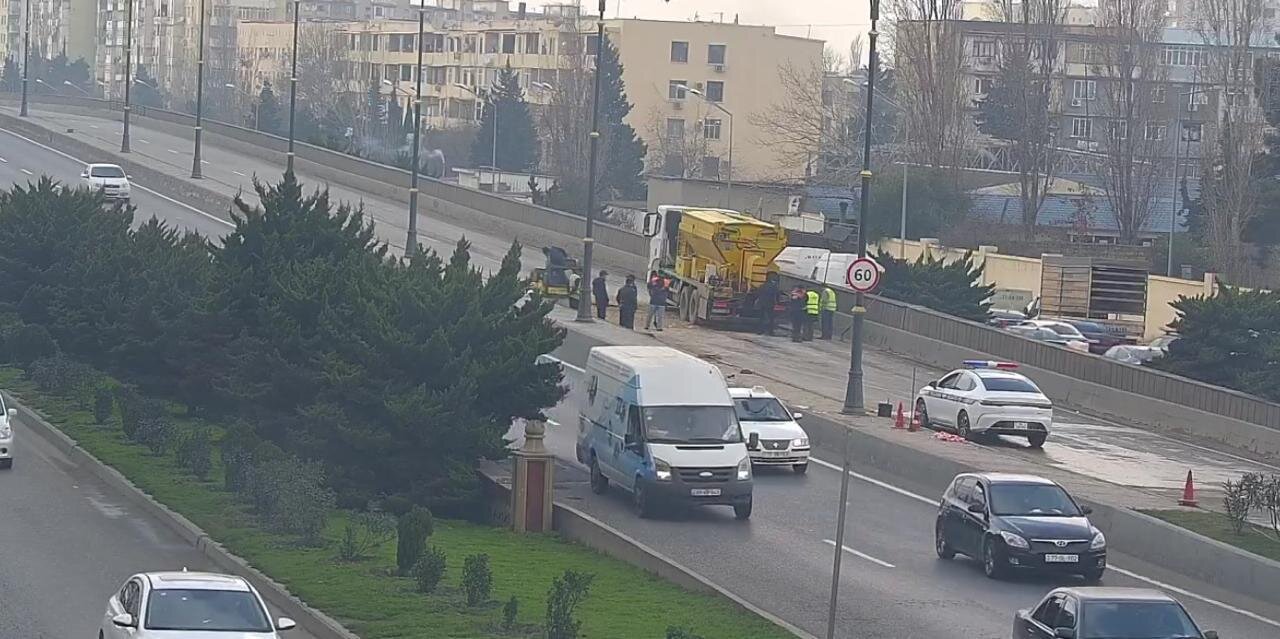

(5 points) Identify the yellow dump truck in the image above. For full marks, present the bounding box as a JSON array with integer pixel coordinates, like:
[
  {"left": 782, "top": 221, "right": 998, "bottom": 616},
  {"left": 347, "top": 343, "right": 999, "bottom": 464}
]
[{"left": 642, "top": 206, "right": 788, "bottom": 324}]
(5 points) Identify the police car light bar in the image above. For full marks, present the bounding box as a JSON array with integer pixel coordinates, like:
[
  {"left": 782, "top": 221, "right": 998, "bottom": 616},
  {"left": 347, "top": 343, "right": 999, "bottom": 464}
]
[{"left": 963, "top": 360, "right": 1019, "bottom": 370}]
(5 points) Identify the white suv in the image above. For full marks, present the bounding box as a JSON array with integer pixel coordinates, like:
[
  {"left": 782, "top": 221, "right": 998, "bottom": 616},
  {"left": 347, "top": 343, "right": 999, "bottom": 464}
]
[
  {"left": 730, "top": 386, "right": 810, "bottom": 474},
  {"left": 0, "top": 394, "right": 13, "bottom": 469},
  {"left": 81, "top": 163, "right": 132, "bottom": 202},
  {"left": 101, "top": 570, "right": 296, "bottom": 638}
]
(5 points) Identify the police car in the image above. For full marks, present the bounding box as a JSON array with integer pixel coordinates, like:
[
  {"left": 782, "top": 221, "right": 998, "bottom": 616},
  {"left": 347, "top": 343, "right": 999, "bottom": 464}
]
[{"left": 913, "top": 361, "right": 1053, "bottom": 448}]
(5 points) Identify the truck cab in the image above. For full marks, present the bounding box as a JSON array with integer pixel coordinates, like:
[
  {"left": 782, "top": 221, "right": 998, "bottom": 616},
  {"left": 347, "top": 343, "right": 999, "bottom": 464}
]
[{"left": 576, "top": 345, "right": 757, "bottom": 520}]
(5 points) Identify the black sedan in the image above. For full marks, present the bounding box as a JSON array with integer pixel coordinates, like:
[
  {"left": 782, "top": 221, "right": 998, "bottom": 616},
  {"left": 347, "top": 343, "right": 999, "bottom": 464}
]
[
  {"left": 1013, "top": 586, "right": 1218, "bottom": 639},
  {"left": 1056, "top": 319, "right": 1131, "bottom": 355},
  {"left": 935, "top": 472, "right": 1107, "bottom": 581}
]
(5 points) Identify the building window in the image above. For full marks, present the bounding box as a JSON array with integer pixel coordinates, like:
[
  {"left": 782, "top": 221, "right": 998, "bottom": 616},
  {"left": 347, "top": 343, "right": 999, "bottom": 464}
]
[
  {"left": 1072, "top": 79, "right": 1096, "bottom": 100},
  {"left": 707, "top": 43, "right": 726, "bottom": 65},
  {"left": 1071, "top": 117, "right": 1092, "bottom": 138},
  {"left": 705, "top": 80, "right": 724, "bottom": 102},
  {"left": 1152, "top": 86, "right": 1166, "bottom": 103},
  {"left": 703, "top": 117, "right": 722, "bottom": 140},
  {"left": 525, "top": 32, "right": 539, "bottom": 54},
  {"left": 702, "top": 155, "right": 722, "bottom": 178},
  {"left": 669, "top": 80, "right": 687, "bottom": 99},
  {"left": 974, "top": 77, "right": 992, "bottom": 95},
  {"left": 1226, "top": 89, "right": 1249, "bottom": 107},
  {"left": 671, "top": 40, "right": 688, "bottom": 63},
  {"left": 1109, "top": 120, "right": 1128, "bottom": 140},
  {"left": 1162, "top": 46, "right": 1203, "bottom": 67},
  {"left": 585, "top": 34, "right": 600, "bottom": 55},
  {"left": 502, "top": 33, "right": 516, "bottom": 53},
  {"left": 1145, "top": 123, "right": 1166, "bottom": 141},
  {"left": 666, "top": 117, "right": 685, "bottom": 140},
  {"left": 400, "top": 64, "right": 412, "bottom": 81},
  {"left": 973, "top": 39, "right": 996, "bottom": 59}
]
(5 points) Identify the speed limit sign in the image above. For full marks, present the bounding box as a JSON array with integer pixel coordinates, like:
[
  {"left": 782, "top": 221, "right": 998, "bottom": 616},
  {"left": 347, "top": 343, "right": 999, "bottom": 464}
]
[{"left": 845, "top": 257, "right": 881, "bottom": 293}]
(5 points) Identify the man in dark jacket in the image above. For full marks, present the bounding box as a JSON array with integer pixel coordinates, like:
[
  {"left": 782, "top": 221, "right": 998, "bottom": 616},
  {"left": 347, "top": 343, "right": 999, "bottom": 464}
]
[
  {"left": 592, "top": 270, "right": 609, "bottom": 320},
  {"left": 788, "top": 286, "right": 807, "bottom": 342},
  {"left": 756, "top": 273, "right": 780, "bottom": 336},
  {"left": 647, "top": 272, "right": 669, "bottom": 331},
  {"left": 615, "top": 275, "right": 638, "bottom": 329}
]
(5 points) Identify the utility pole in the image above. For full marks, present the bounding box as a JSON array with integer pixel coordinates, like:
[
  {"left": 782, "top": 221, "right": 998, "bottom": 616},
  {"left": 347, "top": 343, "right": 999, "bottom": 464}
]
[
  {"left": 407, "top": 6, "right": 425, "bottom": 260},
  {"left": 575, "top": 0, "right": 606, "bottom": 322},
  {"left": 1169, "top": 117, "right": 1181, "bottom": 278},
  {"left": 828, "top": 1, "right": 879, "bottom": 637},
  {"left": 190, "top": 0, "right": 206, "bottom": 178},
  {"left": 121, "top": 0, "right": 134, "bottom": 152},
  {"left": 286, "top": 0, "right": 301, "bottom": 174},
  {"left": 19, "top": 0, "right": 30, "bottom": 117}
]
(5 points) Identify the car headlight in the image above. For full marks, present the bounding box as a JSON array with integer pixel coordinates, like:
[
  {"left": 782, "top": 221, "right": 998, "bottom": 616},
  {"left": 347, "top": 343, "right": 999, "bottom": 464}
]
[
  {"left": 736, "top": 457, "right": 751, "bottom": 481},
  {"left": 0, "top": 423, "right": 9, "bottom": 439},
  {"left": 999, "top": 531, "right": 1030, "bottom": 550},
  {"left": 653, "top": 457, "right": 672, "bottom": 482},
  {"left": 791, "top": 437, "right": 809, "bottom": 448},
  {"left": 1090, "top": 531, "right": 1106, "bottom": 550}
]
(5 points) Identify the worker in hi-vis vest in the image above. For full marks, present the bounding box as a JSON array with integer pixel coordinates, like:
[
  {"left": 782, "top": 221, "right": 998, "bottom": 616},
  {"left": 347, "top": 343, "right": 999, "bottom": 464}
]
[
  {"left": 804, "top": 288, "right": 820, "bottom": 342},
  {"left": 821, "top": 286, "right": 837, "bottom": 340}
]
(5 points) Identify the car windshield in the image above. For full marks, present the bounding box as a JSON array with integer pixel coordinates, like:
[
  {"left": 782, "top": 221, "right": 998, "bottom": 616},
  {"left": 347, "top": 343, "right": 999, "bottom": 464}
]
[
  {"left": 980, "top": 376, "right": 1040, "bottom": 393},
  {"left": 89, "top": 165, "right": 126, "bottom": 178},
  {"left": 145, "top": 588, "right": 272, "bottom": 632},
  {"left": 1073, "top": 321, "right": 1105, "bottom": 333},
  {"left": 1081, "top": 601, "right": 1200, "bottom": 639},
  {"left": 643, "top": 406, "right": 742, "bottom": 443},
  {"left": 988, "top": 483, "right": 1082, "bottom": 516},
  {"left": 733, "top": 397, "right": 791, "bottom": 422}
]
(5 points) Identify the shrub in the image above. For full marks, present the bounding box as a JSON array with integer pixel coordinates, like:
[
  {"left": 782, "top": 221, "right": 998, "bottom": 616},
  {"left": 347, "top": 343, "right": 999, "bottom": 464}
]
[
  {"left": 336, "top": 511, "right": 396, "bottom": 561},
  {"left": 219, "top": 420, "right": 262, "bottom": 493},
  {"left": 117, "top": 388, "right": 165, "bottom": 441},
  {"left": 461, "top": 553, "right": 492, "bottom": 606},
  {"left": 502, "top": 595, "right": 519, "bottom": 630},
  {"left": 28, "top": 354, "right": 89, "bottom": 394},
  {"left": 135, "top": 417, "right": 174, "bottom": 454},
  {"left": 92, "top": 385, "right": 115, "bottom": 425},
  {"left": 413, "top": 545, "right": 447, "bottom": 594},
  {"left": 666, "top": 629, "right": 706, "bottom": 639},
  {"left": 5, "top": 323, "right": 56, "bottom": 366},
  {"left": 1242, "top": 472, "right": 1280, "bottom": 541},
  {"left": 396, "top": 506, "right": 435, "bottom": 576},
  {"left": 544, "top": 570, "right": 594, "bottom": 639},
  {"left": 248, "top": 456, "right": 334, "bottom": 546},
  {"left": 175, "top": 428, "right": 213, "bottom": 479}
]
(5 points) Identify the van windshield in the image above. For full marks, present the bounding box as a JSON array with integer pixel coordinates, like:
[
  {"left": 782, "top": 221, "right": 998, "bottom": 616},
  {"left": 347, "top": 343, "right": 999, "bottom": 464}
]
[{"left": 643, "top": 406, "right": 741, "bottom": 444}]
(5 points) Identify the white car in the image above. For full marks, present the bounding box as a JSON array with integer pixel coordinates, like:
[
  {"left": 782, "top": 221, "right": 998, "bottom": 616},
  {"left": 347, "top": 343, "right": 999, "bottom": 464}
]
[
  {"left": 100, "top": 570, "right": 296, "bottom": 639},
  {"left": 1009, "top": 320, "right": 1091, "bottom": 353},
  {"left": 81, "top": 163, "right": 132, "bottom": 202},
  {"left": 730, "top": 386, "right": 810, "bottom": 474},
  {"left": 0, "top": 393, "right": 13, "bottom": 469},
  {"left": 913, "top": 361, "right": 1053, "bottom": 448}
]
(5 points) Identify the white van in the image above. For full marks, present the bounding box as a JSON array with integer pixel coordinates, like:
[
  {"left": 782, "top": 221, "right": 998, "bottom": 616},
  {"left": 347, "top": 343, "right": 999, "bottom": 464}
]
[{"left": 575, "top": 346, "right": 757, "bottom": 520}]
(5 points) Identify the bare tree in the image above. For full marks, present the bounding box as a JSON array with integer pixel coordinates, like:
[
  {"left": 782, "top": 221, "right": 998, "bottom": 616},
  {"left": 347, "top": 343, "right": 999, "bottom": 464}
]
[
  {"left": 1092, "top": 0, "right": 1168, "bottom": 244},
  {"left": 849, "top": 35, "right": 865, "bottom": 74},
  {"left": 749, "top": 58, "right": 846, "bottom": 181},
  {"left": 295, "top": 23, "right": 360, "bottom": 137},
  {"left": 889, "top": 0, "right": 970, "bottom": 178},
  {"left": 1193, "top": 0, "right": 1266, "bottom": 279},
  {"left": 644, "top": 105, "right": 713, "bottom": 178}
]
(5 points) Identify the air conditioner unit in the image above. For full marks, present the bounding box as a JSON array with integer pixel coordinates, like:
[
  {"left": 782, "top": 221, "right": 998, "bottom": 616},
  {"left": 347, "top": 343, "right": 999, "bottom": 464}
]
[
  {"left": 712, "top": 64, "right": 725, "bottom": 73},
  {"left": 1088, "top": 141, "right": 1099, "bottom": 151},
  {"left": 1070, "top": 98, "right": 1083, "bottom": 108},
  {"left": 1076, "top": 139, "right": 1089, "bottom": 150}
]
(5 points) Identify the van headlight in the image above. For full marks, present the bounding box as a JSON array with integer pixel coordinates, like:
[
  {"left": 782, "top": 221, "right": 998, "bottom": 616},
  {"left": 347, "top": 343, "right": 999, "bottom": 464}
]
[
  {"left": 653, "top": 457, "right": 672, "bottom": 481},
  {"left": 999, "top": 531, "right": 1029, "bottom": 549},
  {"left": 1090, "top": 531, "right": 1106, "bottom": 550},
  {"left": 737, "top": 457, "right": 751, "bottom": 481},
  {"left": 791, "top": 437, "right": 809, "bottom": 448}
]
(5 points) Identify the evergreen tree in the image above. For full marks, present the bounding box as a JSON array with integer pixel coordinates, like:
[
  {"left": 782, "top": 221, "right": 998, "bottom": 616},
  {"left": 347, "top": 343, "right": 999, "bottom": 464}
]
[
  {"left": 256, "top": 81, "right": 283, "bottom": 134},
  {"left": 470, "top": 66, "right": 539, "bottom": 172},
  {"left": 133, "top": 64, "right": 165, "bottom": 108},
  {"left": 596, "top": 35, "right": 647, "bottom": 200},
  {"left": 1151, "top": 286, "right": 1280, "bottom": 402},
  {"left": 876, "top": 252, "right": 995, "bottom": 323}
]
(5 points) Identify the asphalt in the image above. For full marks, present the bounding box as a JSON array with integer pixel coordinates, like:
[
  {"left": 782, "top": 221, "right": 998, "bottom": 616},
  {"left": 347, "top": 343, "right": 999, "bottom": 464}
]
[{"left": 0, "top": 411, "right": 317, "bottom": 639}]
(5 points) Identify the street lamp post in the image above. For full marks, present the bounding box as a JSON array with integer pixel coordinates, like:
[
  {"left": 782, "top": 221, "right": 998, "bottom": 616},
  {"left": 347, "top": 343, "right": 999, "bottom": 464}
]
[
  {"left": 121, "top": 0, "right": 135, "bottom": 152},
  {"left": 19, "top": 0, "right": 29, "bottom": 116},
  {"left": 575, "top": 0, "right": 607, "bottom": 323},
  {"left": 848, "top": 78, "right": 909, "bottom": 257},
  {"left": 286, "top": 0, "right": 300, "bottom": 174},
  {"left": 190, "top": 0, "right": 206, "bottom": 178},
  {"left": 407, "top": 5, "right": 426, "bottom": 260},
  {"left": 678, "top": 84, "right": 734, "bottom": 207}
]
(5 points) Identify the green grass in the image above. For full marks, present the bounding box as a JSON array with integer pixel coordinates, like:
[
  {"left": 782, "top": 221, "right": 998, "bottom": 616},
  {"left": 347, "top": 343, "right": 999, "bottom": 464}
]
[
  {"left": 0, "top": 367, "right": 790, "bottom": 639},
  {"left": 1141, "top": 509, "right": 1280, "bottom": 564}
]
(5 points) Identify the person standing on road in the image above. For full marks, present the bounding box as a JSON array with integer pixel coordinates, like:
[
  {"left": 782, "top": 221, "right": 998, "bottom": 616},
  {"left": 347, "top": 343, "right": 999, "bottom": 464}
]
[
  {"left": 756, "top": 272, "right": 780, "bottom": 336},
  {"left": 647, "top": 271, "right": 668, "bottom": 331},
  {"left": 804, "top": 287, "right": 820, "bottom": 341},
  {"left": 592, "top": 270, "right": 609, "bottom": 320},
  {"left": 820, "top": 285, "right": 837, "bottom": 340},
  {"left": 616, "top": 274, "right": 638, "bottom": 329},
  {"left": 788, "top": 286, "right": 807, "bottom": 342}
]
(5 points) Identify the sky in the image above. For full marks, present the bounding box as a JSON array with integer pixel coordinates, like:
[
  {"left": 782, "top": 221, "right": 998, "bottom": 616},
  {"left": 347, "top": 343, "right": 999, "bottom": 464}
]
[{"left": 524, "top": 0, "right": 871, "bottom": 59}]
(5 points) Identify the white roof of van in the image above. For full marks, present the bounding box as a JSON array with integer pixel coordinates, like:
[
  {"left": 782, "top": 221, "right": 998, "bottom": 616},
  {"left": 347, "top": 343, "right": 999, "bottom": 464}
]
[{"left": 589, "top": 346, "right": 731, "bottom": 407}]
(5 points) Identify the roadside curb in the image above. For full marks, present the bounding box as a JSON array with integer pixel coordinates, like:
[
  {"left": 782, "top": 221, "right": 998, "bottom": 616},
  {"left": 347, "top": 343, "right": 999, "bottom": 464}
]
[{"left": 2, "top": 391, "right": 360, "bottom": 639}]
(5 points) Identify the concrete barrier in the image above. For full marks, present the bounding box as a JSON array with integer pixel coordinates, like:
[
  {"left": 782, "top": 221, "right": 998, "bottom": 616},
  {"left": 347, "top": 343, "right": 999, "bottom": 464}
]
[{"left": 3, "top": 392, "right": 359, "bottom": 639}]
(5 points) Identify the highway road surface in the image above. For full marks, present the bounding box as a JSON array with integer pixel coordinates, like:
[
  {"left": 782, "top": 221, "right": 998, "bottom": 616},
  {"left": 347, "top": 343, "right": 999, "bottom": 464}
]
[{"left": 0, "top": 410, "right": 317, "bottom": 639}]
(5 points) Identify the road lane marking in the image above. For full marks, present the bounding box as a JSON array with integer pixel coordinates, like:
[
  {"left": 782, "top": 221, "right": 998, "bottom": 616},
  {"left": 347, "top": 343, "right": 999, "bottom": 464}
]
[
  {"left": 809, "top": 457, "right": 937, "bottom": 506},
  {"left": 0, "top": 156, "right": 7, "bottom": 162},
  {"left": 139, "top": 139, "right": 150, "bottom": 144},
  {"left": 89, "top": 124, "right": 98, "bottom": 129},
  {"left": 1108, "top": 566, "right": 1280, "bottom": 629},
  {"left": 822, "top": 539, "right": 896, "bottom": 568},
  {"left": 20, "top": 168, "right": 33, "bottom": 175},
  {"left": 167, "top": 148, "right": 179, "bottom": 154},
  {"left": 0, "top": 128, "right": 234, "bottom": 230},
  {"left": 202, "top": 160, "right": 210, "bottom": 165},
  {"left": 232, "top": 170, "right": 246, "bottom": 176}
]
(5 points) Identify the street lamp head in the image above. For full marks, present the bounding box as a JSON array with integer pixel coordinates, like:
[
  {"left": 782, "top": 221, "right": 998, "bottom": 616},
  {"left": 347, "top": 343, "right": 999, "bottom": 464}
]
[
  {"left": 383, "top": 79, "right": 394, "bottom": 86},
  {"left": 224, "top": 83, "right": 235, "bottom": 88}
]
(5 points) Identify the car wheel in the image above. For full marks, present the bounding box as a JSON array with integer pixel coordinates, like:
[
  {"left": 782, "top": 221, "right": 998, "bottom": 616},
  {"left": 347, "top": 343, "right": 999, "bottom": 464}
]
[
  {"left": 793, "top": 463, "right": 808, "bottom": 475},
  {"left": 982, "top": 537, "right": 1006, "bottom": 579},
  {"left": 957, "top": 411, "right": 972, "bottom": 440},
  {"left": 733, "top": 497, "right": 753, "bottom": 520},
  {"left": 589, "top": 456, "right": 608, "bottom": 495},
  {"left": 914, "top": 398, "right": 931, "bottom": 429},
  {"left": 1027, "top": 432, "right": 1047, "bottom": 449},
  {"left": 0, "top": 458, "right": 12, "bottom": 470},
  {"left": 935, "top": 522, "right": 955, "bottom": 560},
  {"left": 1082, "top": 567, "right": 1105, "bottom": 584},
  {"left": 633, "top": 481, "right": 653, "bottom": 518}
]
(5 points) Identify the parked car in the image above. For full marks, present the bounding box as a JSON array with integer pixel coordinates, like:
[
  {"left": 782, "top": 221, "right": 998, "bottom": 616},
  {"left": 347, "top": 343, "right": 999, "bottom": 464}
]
[
  {"left": 1008, "top": 324, "right": 1091, "bottom": 353},
  {"left": 987, "top": 308, "right": 1027, "bottom": 328},
  {"left": 914, "top": 361, "right": 1053, "bottom": 448},
  {"left": 1103, "top": 333, "right": 1180, "bottom": 366},
  {"left": 1053, "top": 319, "right": 1130, "bottom": 354},
  {"left": 935, "top": 473, "right": 1107, "bottom": 581},
  {"left": 1013, "top": 587, "right": 1217, "bottom": 639}
]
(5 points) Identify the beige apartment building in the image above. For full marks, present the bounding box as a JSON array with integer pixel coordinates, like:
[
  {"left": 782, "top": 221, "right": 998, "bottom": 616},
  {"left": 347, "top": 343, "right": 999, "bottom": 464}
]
[{"left": 236, "top": 10, "right": 823, "bottom": 180}]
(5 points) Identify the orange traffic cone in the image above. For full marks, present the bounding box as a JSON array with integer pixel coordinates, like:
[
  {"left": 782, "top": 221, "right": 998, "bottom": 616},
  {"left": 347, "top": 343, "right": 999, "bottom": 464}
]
[
  {"left": 1179, "top": 470, "right": 1199, "bottom": 507},
  {"left": 893, "top": 402, "right": 905, "bottom": 429},
  {"left": 909, "top": 409, "right": 921, "bottom": 432}
]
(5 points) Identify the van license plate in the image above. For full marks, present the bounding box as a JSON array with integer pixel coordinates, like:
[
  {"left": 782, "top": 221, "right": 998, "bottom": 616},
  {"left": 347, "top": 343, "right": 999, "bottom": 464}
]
[
  {"left": 1044, "top": 554, "right": 1078, "bottom": 563},
  {"left": 1013, "top": 421, "right": 1029, "bottom": 429},
  {"left": 690, "top": 488, "right": 721, "bottom": 497}
]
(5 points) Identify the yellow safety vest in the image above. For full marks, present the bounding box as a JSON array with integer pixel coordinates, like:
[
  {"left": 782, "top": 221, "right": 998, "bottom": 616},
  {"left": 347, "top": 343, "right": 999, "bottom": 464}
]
[
  {"left": 805, "top": 291, "right": 820, "bottom": 315},
  {"left": 822, "top": 287, "right": 838, "bottom": 312}
]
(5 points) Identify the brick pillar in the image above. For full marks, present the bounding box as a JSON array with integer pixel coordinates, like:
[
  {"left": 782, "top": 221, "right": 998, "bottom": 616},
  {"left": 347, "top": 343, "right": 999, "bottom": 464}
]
[{"left": 511, "top": 419, "right": 554, "bottom": 533}]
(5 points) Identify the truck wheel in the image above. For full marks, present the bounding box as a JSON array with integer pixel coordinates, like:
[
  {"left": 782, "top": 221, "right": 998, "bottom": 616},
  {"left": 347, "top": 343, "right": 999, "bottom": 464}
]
[
  {"left": 678, "top": 287, "right": 693, "bottom": 322},
  {"left": 793, "top": 463, "right": 808, "bottom": 475},
  {"left": 1028, "top": 433, "right": 1047, "bottom": 449},
  {"left": 733, "top": 497, "right": 753, "bottom": 520},
  {"left": 589, "top": 457, "right": 608, "bottom": 494},
  {"left": 633, "top": 482, "right": 653, "bottom": 518}
]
